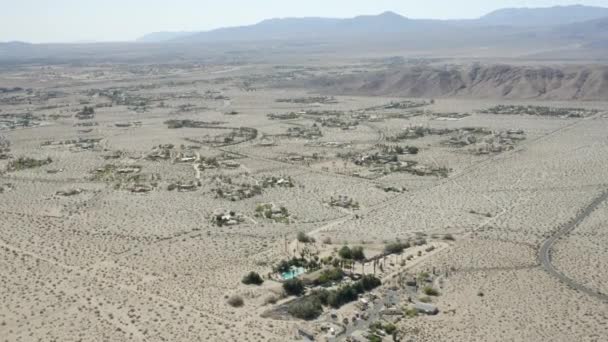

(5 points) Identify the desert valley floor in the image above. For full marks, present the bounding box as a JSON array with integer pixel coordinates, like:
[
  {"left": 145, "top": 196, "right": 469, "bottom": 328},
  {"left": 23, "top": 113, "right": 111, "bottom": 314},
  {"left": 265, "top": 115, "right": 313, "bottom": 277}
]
[{"left": 1, "top": 62, "right": 608, "bottom": 342}]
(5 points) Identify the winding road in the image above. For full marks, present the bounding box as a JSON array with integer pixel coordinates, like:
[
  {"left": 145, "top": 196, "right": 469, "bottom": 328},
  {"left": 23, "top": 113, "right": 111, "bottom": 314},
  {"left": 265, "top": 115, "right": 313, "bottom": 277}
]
[{"left": 538, "top": 190, "right": 608, "bottom": 302}]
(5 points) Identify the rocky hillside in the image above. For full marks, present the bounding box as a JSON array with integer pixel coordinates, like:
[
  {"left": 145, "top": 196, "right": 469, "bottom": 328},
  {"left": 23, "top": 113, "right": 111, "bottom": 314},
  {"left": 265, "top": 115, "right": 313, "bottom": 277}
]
[{"left": 309, "top": 64, "right": 608, "bottom": 100}]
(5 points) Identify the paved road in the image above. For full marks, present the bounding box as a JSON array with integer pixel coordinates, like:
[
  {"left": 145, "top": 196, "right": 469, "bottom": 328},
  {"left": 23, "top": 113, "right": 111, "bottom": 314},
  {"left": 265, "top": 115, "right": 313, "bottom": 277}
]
[{"left": 538, "top": 190, "right": 608, "bottom": 302}]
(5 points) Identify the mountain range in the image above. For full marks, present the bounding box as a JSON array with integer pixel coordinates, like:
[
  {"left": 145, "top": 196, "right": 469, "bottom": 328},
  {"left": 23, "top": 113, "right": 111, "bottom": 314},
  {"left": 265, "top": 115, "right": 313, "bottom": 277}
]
[
  {"left": 138, "top": 5, "right": 608, "bottom": 43},
  {"left": 2, "top": 5, "right": 608, "bottom": 66}
]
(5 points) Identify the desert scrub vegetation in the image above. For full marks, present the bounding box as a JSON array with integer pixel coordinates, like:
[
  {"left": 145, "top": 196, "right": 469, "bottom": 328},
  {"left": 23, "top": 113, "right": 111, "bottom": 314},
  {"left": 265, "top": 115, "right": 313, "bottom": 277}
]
[
  {"left": 263, "top": 295, "right": 278, "bottom": 305},
  {"left": 364, "top": 100, "right": 429, "bottom": 111},
  {"left": 164, "top": 119, "right": 225, "bottom": 129},
  {"left": 370, "top": 321, "right": 397, "bottom": 335},
  {"left": 227, "top": 295, "right": 244, "bottom": 307},
  {"left": 377, "top": 144, "right": 419, "bottom": 155},
  {"left": 384, "top": 241, "right": 411, "bottom": 254},
  {"left": 276, "top": 96, "right": 337, "bottom": 104},
  {"left": 254, "top": 203, "right": 291, "bottom": 223},
  {"left": 211, "top": 209, "right": 244, "bottom": 227},
  {"left": 328, "top": 195, "right": 360, "bottom": 210},
  {"left": 350, "top": 151, "right": 450, "bottom": 178},
  {"left": 213, "top": 177, "right": 263, "bottom": 201},
  {"left": 297, "top": 231, "right": 314, "bottom": 243},
  {"left": 423, "top": 286, "right": 440, "bottom": 296},
  {"left": 419, "top": 296, "right": 432, "bottom": 303},
  {"left": 90, "top": 164, "right": 142, "bottom": 182},
  {"left": 286, "top": 125, "right": 323, "bottom": 139},
  {"left": 6, "top": 157, "right": 52, "bottom": 172},
  {"left": 75, "top": 105, "right": 95, "bottom": 119},
  {"left": 261, "top": 175, "right": 295, "bottom": 188},
  {"left": 267, "top": 112, "right": 300, "bottom": 120},
  {"left": 241, "top": 272, "right": 264, "bottom": 285},
  {"left": 312, "top": 268, "right": 344, "bottom": 287},
  {"left": 480, "top": 105, "right": 598, "bottom": 118},
  {"left": 387, "top": 125, "right": 453, "bottom": 141},
  {"left": 404, "top": 307, "right": 418, "bottom": 318},
  {"left": 0, "top": 136, "right": 11, "bottom": 159}
]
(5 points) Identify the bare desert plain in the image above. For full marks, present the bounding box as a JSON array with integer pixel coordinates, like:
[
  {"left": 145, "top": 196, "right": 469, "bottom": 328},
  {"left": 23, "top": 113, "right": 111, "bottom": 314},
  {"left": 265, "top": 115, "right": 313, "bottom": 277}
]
[{"left": 1, "top": 57, "right": 608, "bottom": 342}]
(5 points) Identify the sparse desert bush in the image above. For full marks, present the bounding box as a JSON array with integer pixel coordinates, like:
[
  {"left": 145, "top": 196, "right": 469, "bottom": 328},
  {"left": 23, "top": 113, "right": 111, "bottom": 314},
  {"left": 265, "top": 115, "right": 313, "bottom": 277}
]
[
  {"left": 368, "top": 335, "right": 382, "bottom": 342},
  {"left": 370, "top": 321, "right": 397, "bottom": 335},
  {"left": 227, "top": 295, "right": 244, "bottom": 307},
  {"left": 297, "top": 231, "right": 313, "bottom": 243},
  {"left": 404, "top": 307, "right": 418, "bottom": 318},
  {"left": 384, "top": 241, "right": 410, "bottom": 254},
  {"left": 423, "top": 286, "right": 440, "bottom": 296},
  {"left": 443, "top": 234, "right": 455, "bottom": 241},
  {"left": 6, "top": 157, "right": 52, "bottom": 172},
  {"left": 419, "top": 296, "right": 432, "bottom": 303},
  {"left": 264, "top": 295, "right": 278, "bottom": 305},
  {"left": 415, "top": 238, "right": 427, "bottom": 246},
  {"left": 242, "top": 272, "right": 264, "bottom": 285},
  {"left": 384, "top": 323, "right": 397, "bottom": 334}
]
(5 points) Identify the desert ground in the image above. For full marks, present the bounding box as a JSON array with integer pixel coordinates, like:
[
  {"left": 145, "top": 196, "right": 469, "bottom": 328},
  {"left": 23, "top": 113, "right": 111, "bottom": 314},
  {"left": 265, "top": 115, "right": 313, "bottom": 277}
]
[{"left": 1, "top": 59, "right": 608, "bottom": 342}]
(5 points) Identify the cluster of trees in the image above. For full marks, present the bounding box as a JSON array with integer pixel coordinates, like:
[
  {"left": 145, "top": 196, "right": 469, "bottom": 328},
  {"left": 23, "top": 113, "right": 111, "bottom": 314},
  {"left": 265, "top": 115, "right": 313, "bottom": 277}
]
[
  {"left": 338, "top": 245, "right": 365, "bottom": 261},
  {"left": 378, "top": 144, "right": 420, "bottom": 155},
  {"left": 287, "top": 296, "right": 323, "bottom": 320},
  {"left": 164, "top": 119, "right": 208, "bottom": 129},
  {"left": 481, "top": 105, "right": 597, "bottom": 118},
  {"left": 287, "top": 275, "right": 382, "bottom": 320},
  {"left": 254, "top": 203, "right": 290, "bottom": 223},
  {"left": 313, "top": 268, "right": 343, "bottom": 287},
  {"left": 80, "top": 106, "right": 95, "bottom": 115},
  {"left": 283, "top": 278, "right": 305, "bottom": 296},
  {"left": 274, "top": 257, "right": 319, "bottom": 274}
]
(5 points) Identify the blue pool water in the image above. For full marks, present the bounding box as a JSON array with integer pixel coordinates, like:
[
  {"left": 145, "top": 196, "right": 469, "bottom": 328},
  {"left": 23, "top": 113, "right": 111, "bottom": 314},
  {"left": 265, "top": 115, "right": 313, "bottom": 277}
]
[{"left": 281, "top": 267, "right": 305, "bottom": 280}]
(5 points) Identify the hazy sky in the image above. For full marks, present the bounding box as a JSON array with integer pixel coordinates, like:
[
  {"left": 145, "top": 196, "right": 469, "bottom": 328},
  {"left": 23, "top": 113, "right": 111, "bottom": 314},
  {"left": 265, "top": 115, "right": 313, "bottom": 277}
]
[{"left": 2, "top": 0, "right": 608, "bottom": 43}]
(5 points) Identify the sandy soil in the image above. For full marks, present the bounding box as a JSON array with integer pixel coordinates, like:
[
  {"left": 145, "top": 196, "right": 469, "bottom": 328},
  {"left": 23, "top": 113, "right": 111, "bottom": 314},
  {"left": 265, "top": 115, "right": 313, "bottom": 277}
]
[{"left": 1, "top": 62, "right": 608, "bottom": 341}]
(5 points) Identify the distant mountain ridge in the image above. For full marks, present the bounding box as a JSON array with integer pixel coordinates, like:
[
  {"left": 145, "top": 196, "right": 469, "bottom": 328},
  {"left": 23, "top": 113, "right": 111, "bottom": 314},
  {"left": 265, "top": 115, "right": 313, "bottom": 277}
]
[
  {"left": 478, "top": 5, "right": 608, "bottom": 26},
  {"left": 137, "top": 31, "right": 198, "bottom": 42},
  {"left": 3, "top": 5, "right": 608, "bottom": 66},
  {"left": 137, "top": 5, "right": 608, "bottom": 43}
]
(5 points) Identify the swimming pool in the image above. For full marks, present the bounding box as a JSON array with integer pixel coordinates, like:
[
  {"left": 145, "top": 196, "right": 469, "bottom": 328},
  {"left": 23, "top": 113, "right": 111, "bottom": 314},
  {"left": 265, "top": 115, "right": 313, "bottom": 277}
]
[{"left": 281, "top": 267, "right": 305, "bottom": 280}]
